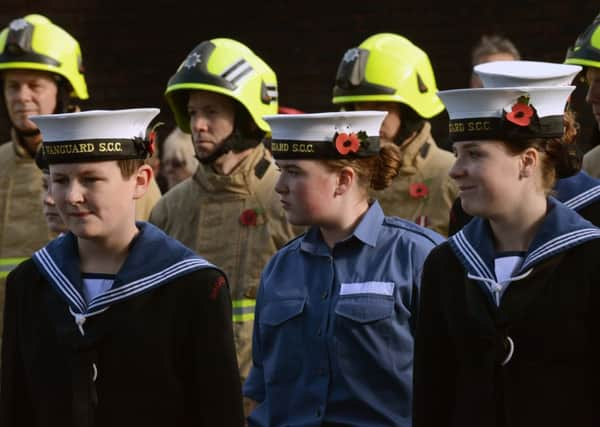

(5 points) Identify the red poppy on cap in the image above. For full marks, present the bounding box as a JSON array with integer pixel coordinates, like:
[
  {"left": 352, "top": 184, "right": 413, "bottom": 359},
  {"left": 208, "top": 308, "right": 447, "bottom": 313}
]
[
  {"left": 506, "top": 100, "right": 534, "bottom": 127},
  {"left": 335, "top": 132, "right": 361, "bottom": 155}
]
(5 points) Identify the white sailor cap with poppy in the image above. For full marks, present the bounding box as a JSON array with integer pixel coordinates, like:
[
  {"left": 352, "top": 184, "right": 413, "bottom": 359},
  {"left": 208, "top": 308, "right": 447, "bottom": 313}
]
[
  {"left": 264, "top": 111, "right": 386, "bottom": 159},
  {"left": 439, "top": 61, "right": 581, "bottom": 142},
  {"left": 30, "top": 108, "right": 160, "bottom": 164},
  {"left": 474, "top": 60, "right": 581, "bottom": 88}
]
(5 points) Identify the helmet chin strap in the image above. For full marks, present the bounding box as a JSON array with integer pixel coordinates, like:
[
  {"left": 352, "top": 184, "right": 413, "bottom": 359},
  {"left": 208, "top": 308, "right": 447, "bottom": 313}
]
[
  {"left": 13, "top": 124, "right": 41, "bottom": 158},
  {"left": 197, "top": 129, "right": 260, "bottom": 165}
]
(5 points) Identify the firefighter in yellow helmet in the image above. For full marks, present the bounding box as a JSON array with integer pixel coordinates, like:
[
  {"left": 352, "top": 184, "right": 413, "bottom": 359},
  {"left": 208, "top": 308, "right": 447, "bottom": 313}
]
[
  {"left": 565, "top": 12, "right": 600, "bottom": 178},
  {"left": 0, "top": 14, "right": 90, "bottom": 351},
  {"left": 149, "top": 38, "right": 301, "bottom": 385},
  {"left": 333, "top": 33, "right": 458, "bottom": 236}
]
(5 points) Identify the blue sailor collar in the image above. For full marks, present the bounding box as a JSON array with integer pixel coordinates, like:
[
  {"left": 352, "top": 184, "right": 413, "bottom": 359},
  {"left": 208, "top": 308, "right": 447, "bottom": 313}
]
[
  {"left": 554, "top": 171, "right": 600, "bottom": 211},
  {"left": 449, "top": 197, "right": 600, "bottom": 283},
  {"left": 33, "top": 222, "right": 216, "bottom": 318},
  {"left": 300, "top": 200, "right": 383, "bottom": 255}
]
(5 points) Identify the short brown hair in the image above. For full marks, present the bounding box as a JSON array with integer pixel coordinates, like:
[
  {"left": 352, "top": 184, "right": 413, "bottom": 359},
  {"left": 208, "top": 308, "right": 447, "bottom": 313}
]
[{"left": 117, "top": 158, "right": 146, "bottom": 178}]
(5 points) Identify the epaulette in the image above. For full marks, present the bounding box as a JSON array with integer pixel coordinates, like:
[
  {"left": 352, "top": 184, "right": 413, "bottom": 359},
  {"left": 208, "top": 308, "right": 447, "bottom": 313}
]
[{"left": 382, "top": 216, "right": 445, "bottom": 245}]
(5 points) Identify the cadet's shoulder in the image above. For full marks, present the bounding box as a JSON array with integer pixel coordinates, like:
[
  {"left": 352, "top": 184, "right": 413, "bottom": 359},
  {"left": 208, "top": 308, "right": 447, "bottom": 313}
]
[
  {"left": 6, "top": 257, "right": 43, "bottom": 292},
  {"left": 273, "top": 232, "right": 305, "bottom": 253},
  {"left": 260, "top": 233, "right": 305, "bottom": 271},
  {"left": 165, "top": 265, "right": 229, "bottom": 304},
  {"left": 382, "top": 216, "right": 445, "bottom": 246}
]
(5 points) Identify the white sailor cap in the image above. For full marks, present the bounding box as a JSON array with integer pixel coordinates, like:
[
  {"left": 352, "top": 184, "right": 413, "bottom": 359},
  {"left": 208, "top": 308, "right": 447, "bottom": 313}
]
[
  {"left": 30, "top": 108, "right": 160, "bottom": 164},
  {"left": 474, "top": 60, "right": 582, "bottom": 88},
  {"left": 264, "top": 111, "right": 386, "bottom": 159},
  {"left": 438, "top": 86, "right": 575, "bottom": 142}
]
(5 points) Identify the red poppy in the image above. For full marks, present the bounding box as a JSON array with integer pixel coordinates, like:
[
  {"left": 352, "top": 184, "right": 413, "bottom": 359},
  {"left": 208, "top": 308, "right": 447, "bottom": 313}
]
[
  {"left": 335, "top": 132, "right": 361, "bottom": 155},
  {"left": 240, "top": 209, "right": 258, "bottom": 226},
  {"left": 409, "top": 182, "right": 429, "bottom": 199},
  {"left": 506, "top": 102, "right": 534, "bottom": 127},
  {"left": 147, "top": 131, "right": 156, "bottom": 155}
]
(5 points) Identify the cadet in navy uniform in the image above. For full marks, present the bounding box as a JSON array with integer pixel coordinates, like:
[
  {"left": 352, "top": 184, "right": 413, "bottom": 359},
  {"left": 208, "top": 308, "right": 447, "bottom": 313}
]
[
  {"left": 414, "top": 65, "right": 600, "bottom": 427},
  {"left": 243, "top": 111, "right": 444, "bottom": 427},
  {"left": 0, "top": 109, "right": 244, "bottom": 426},
  {"left": 448, "top": 60, "right": 600, "bottom": 234}
]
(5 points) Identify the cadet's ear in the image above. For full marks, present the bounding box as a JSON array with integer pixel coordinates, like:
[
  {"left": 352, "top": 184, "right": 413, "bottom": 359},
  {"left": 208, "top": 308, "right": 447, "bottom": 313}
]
[
  {"left": 334, "top": 166, "right": 356, "bottom": 197},
  {"left": 518, "top": 147, "right": 538, "bottom": 180},
  {"left": 133, "top": 164, "right": 153, "bottom": 200}
]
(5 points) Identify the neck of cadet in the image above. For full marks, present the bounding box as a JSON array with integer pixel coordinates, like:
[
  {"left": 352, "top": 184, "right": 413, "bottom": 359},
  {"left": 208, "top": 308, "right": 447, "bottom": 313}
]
[
  {"left": 488, "top": 193, "right": 548, "bottom": 253},
  {"left": 77, "top": 220, "right": 140, "bottom": 275},
  {"left": 319, "top": 194, "right": 370, "bottom": 250}
]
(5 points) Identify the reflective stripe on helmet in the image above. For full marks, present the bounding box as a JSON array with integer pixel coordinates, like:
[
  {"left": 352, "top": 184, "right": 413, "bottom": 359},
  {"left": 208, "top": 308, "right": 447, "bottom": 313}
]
[{"left": 565, "top": 13, "right": 600, "bottom": 68}]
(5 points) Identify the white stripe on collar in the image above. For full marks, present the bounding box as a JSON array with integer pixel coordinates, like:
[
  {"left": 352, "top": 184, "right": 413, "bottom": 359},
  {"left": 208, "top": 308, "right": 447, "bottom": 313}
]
[
  {"left": 451, "top": 230, "right": 495, "bottom": 281},
  {"left": 34, "top": 248, "right": 214, "bottom": 316},
  {"left": 563, "top": 185, "right": 600, "bottom": 210},
  {"left": 35, "top": 247, "right": 86, "bottom": 312},
  {"left": 88, "top": 258, "right": 212, "bottom": 311},
  {"left": 521, "top": 228, "right": 600, "bottom": 271}
]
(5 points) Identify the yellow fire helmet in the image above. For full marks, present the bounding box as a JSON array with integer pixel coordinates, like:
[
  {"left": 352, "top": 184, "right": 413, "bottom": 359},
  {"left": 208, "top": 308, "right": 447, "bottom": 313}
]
[
  {"left": 0, "top": 14, "right": 88, "bottom": 100},
  {"left": 565, "top": 13, "right": 600, "bottom": 69},
  {"left": 165, "top": 38, "right": 278, "bottom": 133},
  {"left": 332, "top": 33, "right": 444, "bottom": 119}
]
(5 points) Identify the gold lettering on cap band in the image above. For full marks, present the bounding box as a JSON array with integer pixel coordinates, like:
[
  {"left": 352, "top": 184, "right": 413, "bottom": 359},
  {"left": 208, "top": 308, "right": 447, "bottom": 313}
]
[
  {"left": 292, "top": 143, "right": 314, "bottom": 153},
  {"left": 271, "top": 142, "right": 290, "bottom": 152},
  {"left": 449, "top": 120, "right": 492, "bottom": 133},
  {"left": 41, "top": 138, "right": 146, "bottom": 164},
  {"left": 43, "top": 143, "right": 96, "bottom": 155},
  {"left": 98, "top": 142, "right": 123, "bottom": 152},
  {"left": 272, "top": 142, "right": 316, "bottom": 154}
]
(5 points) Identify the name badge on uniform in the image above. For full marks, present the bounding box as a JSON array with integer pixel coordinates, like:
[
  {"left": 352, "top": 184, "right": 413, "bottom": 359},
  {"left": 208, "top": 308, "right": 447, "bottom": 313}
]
[{"left": 340, "top": 281, "right": 395, "bottom": 296}]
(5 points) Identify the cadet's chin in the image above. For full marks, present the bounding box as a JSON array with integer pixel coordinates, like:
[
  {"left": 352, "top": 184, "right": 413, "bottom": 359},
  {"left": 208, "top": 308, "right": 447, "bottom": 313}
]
[{"left": 284, "top": 212, "right": 310, "bottom": 227}]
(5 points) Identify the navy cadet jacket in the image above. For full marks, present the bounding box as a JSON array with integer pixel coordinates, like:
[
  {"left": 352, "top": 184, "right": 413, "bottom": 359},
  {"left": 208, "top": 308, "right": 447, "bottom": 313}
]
[
  {"left": 244, "top": 201, "right": 444, "bottom": 427},
  {"left": 0, "top": 222, "right": 244, "bottom": 427},
  {"left": 449, "top": 171, "right": 600, "bottom": 234},
  {"left": 415, "top": 198, "right": 600, "bottom": 427}
]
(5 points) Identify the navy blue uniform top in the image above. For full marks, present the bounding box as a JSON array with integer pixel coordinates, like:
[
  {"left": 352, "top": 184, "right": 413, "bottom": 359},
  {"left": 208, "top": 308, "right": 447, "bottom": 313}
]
[{"left": 244, "top": 201, "right": 444, "bottom": 427}]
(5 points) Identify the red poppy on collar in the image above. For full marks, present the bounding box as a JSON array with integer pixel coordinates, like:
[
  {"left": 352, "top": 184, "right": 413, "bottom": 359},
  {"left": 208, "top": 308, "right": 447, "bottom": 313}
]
[
  {"left": 409, "top": 182, "right": 429, "bottom": 199},
  {"left": 335, "top": 132, "right": 361, "bottom": 155},
  {"left": 506, "top": 96, "right": 534, "bottom": 127},
  {"left": 240, "top": 208, "right": 263, "bottom": 226}
]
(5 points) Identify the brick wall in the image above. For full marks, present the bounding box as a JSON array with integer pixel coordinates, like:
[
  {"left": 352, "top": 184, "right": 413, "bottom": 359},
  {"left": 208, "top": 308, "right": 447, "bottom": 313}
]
[{"left": 1, "top": 0, "right": 598, "bottom": 149}]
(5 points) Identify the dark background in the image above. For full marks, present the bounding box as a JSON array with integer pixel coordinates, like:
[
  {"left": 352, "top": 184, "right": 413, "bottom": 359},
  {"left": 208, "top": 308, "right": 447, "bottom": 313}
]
[{"left": 1, "top": 0, "right": 598, "bottom": 151}]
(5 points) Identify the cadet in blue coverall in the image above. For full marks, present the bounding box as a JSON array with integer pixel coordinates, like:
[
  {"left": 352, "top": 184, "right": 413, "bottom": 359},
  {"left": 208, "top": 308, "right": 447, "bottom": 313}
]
[{"left": 243, "top": 111, "right": 444, "bottom": 427}]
